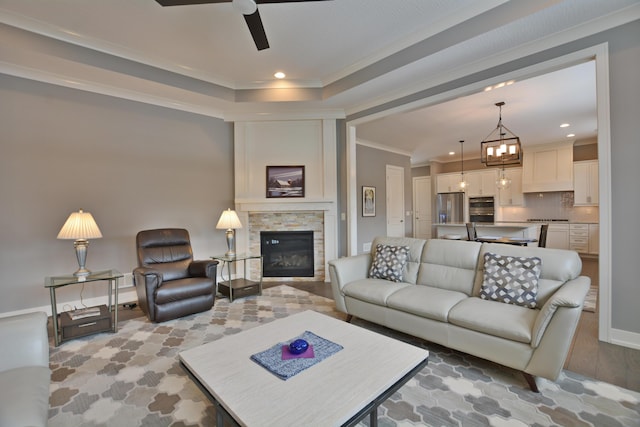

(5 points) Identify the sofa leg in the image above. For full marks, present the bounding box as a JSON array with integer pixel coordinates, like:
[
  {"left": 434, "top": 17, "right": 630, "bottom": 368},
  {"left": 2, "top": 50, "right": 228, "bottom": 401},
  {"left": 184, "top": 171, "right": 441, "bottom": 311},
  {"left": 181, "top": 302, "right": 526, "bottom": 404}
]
[
  {"left": 345, "top": 314, "right": 353, "bottom": 323},
  {"left": 522, "top": 372, "right": 540, "bottom": 393}
]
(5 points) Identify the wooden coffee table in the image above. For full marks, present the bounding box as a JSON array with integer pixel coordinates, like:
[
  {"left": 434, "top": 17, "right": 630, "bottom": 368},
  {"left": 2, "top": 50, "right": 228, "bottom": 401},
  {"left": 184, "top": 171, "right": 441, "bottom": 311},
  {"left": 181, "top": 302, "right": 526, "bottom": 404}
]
[{"left": 179, "top": 310, "right": 429, "bottom": 426}]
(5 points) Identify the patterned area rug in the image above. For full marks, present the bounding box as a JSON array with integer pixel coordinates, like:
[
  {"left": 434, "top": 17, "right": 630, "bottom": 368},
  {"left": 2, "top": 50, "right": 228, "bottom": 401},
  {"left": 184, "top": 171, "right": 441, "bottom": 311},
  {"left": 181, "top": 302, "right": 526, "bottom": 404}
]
[{"left": 48, "top": 285, "right": 639, "bottom": 426}]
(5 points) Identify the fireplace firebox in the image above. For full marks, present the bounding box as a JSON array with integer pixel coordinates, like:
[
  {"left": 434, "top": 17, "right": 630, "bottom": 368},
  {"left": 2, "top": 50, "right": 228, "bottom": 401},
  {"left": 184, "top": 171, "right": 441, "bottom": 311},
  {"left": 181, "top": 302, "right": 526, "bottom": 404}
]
[{"left": 260, "top": 231, "right": 314, "bottom": 277}]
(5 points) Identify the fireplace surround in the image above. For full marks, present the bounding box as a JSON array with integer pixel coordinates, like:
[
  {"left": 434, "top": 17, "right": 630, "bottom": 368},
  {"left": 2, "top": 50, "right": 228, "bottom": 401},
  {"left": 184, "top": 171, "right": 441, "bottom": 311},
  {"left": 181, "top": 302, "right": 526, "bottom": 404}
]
[{"left": 245, "top": 211, "right": 325, "bottom": 282}]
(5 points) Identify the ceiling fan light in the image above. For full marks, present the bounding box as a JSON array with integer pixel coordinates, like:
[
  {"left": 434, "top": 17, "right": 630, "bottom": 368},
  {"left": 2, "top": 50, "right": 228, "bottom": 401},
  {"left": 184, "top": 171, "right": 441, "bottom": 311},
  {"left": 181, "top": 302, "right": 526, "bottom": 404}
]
[{"left": 232, "top": 0, "right": 257, "bottom": 15}]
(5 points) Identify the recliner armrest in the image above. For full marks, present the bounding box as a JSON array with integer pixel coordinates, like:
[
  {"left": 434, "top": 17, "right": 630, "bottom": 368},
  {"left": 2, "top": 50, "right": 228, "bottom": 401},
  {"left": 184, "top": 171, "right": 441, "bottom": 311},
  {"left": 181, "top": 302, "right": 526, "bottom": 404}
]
[
  {"left": 133, "top": 266, "right": 163, "bottom": 288},
  {"left": 189, "top": 260, "right": 219, "bottom": 278}
]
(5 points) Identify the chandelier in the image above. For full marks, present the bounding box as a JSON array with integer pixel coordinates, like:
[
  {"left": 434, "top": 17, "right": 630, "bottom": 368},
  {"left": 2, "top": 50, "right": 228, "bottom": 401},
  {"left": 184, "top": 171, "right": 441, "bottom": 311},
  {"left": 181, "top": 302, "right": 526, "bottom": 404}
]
[{"left": 480, "top": 101, "right": 522, "bottom": 167}]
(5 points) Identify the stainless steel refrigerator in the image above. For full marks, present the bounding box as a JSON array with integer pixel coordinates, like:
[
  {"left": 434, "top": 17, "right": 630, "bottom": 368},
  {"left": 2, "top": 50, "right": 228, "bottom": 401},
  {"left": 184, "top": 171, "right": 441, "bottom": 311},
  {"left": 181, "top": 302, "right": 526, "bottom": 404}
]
[{"left": 436, "top": 192, "right": 464, "bottom": 224}]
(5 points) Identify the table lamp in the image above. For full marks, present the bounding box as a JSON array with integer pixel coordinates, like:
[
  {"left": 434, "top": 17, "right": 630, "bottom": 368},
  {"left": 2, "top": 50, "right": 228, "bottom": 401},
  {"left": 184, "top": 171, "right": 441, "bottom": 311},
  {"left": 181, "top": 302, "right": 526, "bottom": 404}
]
[
  {"left": 216, "top": 208, "right": 242, "bottom": 257},
  {"left": 57, "top": 209, "right": 103, "bottom": 276}
]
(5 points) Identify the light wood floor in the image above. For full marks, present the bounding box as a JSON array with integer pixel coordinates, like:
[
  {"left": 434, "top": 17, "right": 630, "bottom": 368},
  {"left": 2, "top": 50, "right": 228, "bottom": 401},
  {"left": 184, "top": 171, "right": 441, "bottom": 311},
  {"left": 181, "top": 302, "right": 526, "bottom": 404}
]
[{"left": 115, "top": 258, "right": 639, "bottom": 392}]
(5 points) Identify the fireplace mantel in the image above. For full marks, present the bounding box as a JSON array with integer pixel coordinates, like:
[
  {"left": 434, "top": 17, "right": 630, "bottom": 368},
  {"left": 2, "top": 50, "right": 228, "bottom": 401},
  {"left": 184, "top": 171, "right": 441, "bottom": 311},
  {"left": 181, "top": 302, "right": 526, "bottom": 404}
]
[{"left": 236, "top": 199, "right": 334, "bottom": 213}]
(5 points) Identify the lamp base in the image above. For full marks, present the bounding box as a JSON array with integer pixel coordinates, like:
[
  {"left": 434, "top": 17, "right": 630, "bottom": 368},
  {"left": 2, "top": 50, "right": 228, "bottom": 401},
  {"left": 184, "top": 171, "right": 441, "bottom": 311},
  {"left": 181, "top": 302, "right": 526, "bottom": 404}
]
[
  {"left": 73, "top": 239, "right": 92, "bottom": 277},
  {"left": 225, "top": 229, "right": 236, "bottom": 257},
  {"left": 73, "top": 268, "right": 91, "bottom": 277}
]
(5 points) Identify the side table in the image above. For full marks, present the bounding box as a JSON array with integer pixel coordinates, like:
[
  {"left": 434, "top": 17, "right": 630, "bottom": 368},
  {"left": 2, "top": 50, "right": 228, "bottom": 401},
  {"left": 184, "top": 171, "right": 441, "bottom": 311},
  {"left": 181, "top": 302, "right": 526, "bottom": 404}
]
[
  {"left": 211, "top": 254, "right": 263, "bottom": 302},
  {"left": 45, "top": 269, "right": 123, "bottom": 346}
]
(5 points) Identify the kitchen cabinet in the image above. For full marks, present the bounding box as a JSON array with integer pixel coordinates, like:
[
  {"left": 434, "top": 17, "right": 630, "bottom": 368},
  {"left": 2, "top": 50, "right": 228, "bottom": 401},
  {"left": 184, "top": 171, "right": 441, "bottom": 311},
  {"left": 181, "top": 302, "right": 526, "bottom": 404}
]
[
  {"left": 589, "top": 224, "right": 599, "bottom": 254},
  {"left": 466, "top": 169, "right": 497, "bottom": 197},
  {"left": 522, "top": 141, "right": 574, "bottom": 193},
  {"left": 573, "top": 160, "right": 599, "bottom": 206},
  {"left": 546, "top": 223, "right": 570, "bottom": 250},
  {"left": 570, "top": 223, "right": 599, "bottom": 254},
  {"left": 570, "top": 224, "right": 589, "bottom": 253},
  {"left": 498, "top": 167, "right": 524, "bottom": 206},
  {"left": 436, "top": 173, "right": 463, "bottom": 193}
]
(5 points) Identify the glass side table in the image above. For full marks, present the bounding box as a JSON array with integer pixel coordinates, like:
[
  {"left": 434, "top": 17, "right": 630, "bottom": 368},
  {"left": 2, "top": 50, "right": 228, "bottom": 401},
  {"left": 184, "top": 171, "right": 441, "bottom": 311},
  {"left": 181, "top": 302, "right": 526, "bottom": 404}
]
[
  {"left": 211, "top": 254, "right": 263, "bottom": 302},
  {"left": 45, "top": 269, "right": 123, "bottom": 346}
]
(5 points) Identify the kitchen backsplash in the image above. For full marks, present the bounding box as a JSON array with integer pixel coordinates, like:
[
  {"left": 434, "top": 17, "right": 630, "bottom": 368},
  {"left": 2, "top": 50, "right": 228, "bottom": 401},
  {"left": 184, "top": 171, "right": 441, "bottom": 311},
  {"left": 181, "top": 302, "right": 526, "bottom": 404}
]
[{"left": 498, "top": 191, "right": 599, "bottom": 223}]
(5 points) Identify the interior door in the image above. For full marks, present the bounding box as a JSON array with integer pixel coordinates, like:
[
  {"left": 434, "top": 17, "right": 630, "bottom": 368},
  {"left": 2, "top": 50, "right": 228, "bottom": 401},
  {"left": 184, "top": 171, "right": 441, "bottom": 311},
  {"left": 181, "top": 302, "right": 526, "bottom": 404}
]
[
  {"left": 386, "top": 165, "right": 405, "bottom": 237},
  {"left": 413, "top": 176, "right": 431, "bottom": 239}
]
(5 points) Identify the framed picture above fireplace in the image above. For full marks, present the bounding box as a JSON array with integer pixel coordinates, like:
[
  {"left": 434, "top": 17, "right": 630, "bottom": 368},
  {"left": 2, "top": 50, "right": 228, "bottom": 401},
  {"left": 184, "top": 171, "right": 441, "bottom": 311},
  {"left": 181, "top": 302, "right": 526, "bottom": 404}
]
[
  {"left": 362, "top": 186, "right": 376, "bottom": 217},
  {"left": 266, "top": 166, "right": 305, "bottom": 198}
]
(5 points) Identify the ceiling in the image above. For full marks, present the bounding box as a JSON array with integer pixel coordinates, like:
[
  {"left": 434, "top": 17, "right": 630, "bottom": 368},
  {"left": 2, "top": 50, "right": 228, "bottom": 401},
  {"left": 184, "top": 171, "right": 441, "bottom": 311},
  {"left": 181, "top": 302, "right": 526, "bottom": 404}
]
[{"left": 1, "top": 0, "right": 639, "bottom": 164}]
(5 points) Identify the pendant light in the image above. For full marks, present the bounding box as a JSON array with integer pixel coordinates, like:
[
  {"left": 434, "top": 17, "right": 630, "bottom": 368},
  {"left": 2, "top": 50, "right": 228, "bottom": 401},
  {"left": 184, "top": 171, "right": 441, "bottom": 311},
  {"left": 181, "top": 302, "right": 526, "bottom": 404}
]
[
  {"left": 458, "top": 140, "right": 468, "bottom": 191},
  {"left": 480, "top": 102, "right": 522, "bottom": 166},
  {"left": 496, "top": 132, "right": 512, "bottom": 190}
]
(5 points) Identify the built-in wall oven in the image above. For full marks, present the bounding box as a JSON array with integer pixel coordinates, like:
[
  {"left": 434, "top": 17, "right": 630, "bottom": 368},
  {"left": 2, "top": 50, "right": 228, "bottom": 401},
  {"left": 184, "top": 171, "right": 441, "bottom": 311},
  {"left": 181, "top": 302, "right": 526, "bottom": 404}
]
[{"left": 469, "top": 196, "right": 495, "bottom": 224}]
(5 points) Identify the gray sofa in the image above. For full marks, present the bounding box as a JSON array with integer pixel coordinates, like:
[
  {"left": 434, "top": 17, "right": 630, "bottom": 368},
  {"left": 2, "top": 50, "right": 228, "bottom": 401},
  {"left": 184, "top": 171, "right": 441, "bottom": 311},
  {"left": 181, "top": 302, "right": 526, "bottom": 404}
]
[
  {"left": 329, "top": 236, "right": 590, "bottom": 391},
  {"left": 0, "top": 311, "right": 50, "bottom": 427}
]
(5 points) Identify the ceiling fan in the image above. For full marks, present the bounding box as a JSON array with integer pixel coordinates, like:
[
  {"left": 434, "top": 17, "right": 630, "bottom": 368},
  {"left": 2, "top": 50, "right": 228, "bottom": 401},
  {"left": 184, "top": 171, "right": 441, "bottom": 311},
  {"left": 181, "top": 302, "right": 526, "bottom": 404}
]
[{"left": 155, "top": 0, "right": 332, "bottom": 51}]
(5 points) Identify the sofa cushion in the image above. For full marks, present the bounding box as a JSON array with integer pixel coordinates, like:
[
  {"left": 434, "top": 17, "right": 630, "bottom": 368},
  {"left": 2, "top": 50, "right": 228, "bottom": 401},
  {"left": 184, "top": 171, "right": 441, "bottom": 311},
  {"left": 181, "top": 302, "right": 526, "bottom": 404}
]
[
  {"left": 343, "top": 279, "right": 411, "bottom": 305},
  {"left": 386, "top": 286, "right": 468, "bottom": 322},
  {"left": 417, "top": 239, "right": 482, "bottom": 295},
  {"left": 0, "top": 366, "right": 50, "bottom": 427},
  {"left": 369, "top": 244, "right": 410, "bottom": 282},
  {"left": 480, "top": 252, "right": 542, "bottom": 308},
  {"left": 449, "top": 297, "right": 538, "bottom": 344}
]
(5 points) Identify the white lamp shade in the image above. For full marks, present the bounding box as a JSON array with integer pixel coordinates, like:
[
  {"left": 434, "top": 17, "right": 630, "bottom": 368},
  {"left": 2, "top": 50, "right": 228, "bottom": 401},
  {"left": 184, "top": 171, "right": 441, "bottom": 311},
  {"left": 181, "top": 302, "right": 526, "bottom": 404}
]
[
  {"left": 216, "top": 209, "right": 243, "bottom": 230},
  {"left": 57, "top": 209, "right": 103, "bottom": 240}
]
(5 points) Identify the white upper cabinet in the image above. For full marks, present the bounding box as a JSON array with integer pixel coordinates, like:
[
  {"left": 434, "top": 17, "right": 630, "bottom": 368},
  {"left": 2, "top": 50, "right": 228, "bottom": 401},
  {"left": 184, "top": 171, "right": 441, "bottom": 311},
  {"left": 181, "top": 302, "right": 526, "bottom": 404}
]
[
  {"left": 573, "top": 160, "right": 599, "bottom": 206},
  {"left": 465, "top": 169, "right": 497, "bottom": 197},
  {"left": 498, "top": 167, "right": 524, "bottom": 206},
  {"left": 436, "top": 173, "right": 463, "bottom": 193},
  {"left": 522, "top": 141, "right": 574, "bottom": 192}
]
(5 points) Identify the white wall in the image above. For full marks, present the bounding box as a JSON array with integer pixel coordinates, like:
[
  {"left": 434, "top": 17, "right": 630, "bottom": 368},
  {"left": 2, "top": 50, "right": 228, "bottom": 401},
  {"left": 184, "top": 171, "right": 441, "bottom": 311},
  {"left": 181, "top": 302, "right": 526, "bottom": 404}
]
[{"left": 0, "top": 75, "right": 234, "bottom": 314}]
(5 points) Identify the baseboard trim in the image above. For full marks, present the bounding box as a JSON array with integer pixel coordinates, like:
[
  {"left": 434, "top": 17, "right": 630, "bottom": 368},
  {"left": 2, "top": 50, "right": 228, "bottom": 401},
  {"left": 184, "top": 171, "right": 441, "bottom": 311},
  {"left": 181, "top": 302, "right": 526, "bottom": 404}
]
[{"left": 610, "top": 328, "right": 640, "bottom": 350}]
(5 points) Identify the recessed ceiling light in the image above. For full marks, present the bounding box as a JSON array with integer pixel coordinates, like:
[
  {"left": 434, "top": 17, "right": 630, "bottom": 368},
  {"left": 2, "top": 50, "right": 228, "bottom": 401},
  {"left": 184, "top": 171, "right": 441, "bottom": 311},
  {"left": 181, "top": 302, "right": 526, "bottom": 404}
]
[
  {"left": 560, "top": 123, "right": 570, "bottom": 128},
  {"left": 449, "top": 151, "right": 455, "bottom": 155},
  {"left": 274, "top": 71, "right": 286, "bottom": 79},
  {"left": 567, "top": 133, "right": 575, "bottom": 138}
]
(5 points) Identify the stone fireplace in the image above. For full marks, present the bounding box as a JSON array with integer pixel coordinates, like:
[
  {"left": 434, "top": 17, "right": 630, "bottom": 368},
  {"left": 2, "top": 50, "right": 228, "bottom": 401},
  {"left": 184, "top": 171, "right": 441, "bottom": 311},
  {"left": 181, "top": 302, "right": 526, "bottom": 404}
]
[{"left": 247, "top": 211, "right": 325, "bottom": 282}]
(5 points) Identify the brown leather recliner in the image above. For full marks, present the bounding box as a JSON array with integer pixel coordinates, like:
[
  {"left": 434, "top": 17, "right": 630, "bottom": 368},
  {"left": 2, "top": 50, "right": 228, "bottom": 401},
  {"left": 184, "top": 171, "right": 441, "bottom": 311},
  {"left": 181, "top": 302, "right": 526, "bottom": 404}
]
[{"left": 133, "top": 228, "right": 218, "bottom": 323}]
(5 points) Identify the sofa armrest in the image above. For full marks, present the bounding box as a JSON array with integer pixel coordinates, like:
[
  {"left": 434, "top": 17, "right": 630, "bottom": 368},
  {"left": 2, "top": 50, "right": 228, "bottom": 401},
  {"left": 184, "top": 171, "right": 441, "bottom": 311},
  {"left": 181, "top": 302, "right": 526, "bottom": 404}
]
[
  {"left": 531, "top": 276, "right": 591, "bottom": 348},
  {"left": 0, "top": 312, "right": 49, "bottom": 371},
  {"left": 329, "top": 254, "right": 371, "bottom": 313},
  {"left": 189, "top": 260, "right": 219, "bottom": 279}
]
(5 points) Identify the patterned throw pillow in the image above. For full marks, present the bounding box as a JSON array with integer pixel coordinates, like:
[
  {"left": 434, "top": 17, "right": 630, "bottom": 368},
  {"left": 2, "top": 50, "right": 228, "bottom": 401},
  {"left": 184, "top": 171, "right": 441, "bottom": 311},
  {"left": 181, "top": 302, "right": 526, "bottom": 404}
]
[
  {"left": 368, "top": 244, "right": 410, "bottom": 282},
  {"left": 480, "top": 252, "right": 542, "bottom": 308}
]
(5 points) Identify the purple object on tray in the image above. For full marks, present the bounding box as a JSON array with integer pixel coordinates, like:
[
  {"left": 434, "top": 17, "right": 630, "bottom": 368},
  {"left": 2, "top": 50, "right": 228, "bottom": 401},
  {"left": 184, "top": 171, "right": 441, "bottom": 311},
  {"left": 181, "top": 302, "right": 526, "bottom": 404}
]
[
  {"left": 281, "top": 344, "right": 315, "bottom": 360},
  {"left": 289, "top": 338, "right": 309, "bottom": 354}
]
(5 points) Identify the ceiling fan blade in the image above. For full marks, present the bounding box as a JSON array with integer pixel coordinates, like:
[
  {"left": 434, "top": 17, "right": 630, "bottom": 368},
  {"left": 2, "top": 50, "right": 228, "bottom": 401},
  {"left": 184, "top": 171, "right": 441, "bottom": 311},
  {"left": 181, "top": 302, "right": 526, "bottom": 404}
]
[
  {"left": 155, "top": 0, "right": 230, "bottom": 5},
  {"left": 256, "top": 0, "right": 332, "bottom": 3},
  {"left": 244, "top": 9, "right": 269, "bottom": 51}
]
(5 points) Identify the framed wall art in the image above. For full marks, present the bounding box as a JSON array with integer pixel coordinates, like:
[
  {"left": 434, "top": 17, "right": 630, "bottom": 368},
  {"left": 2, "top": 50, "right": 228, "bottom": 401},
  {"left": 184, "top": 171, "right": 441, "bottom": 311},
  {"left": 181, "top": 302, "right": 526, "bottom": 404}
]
[
  {"left": 266, "top": 166, "right": 305, "bottom": 198},
  {"left": 362, "top": 186, "right": 376, "bottom": 217}
]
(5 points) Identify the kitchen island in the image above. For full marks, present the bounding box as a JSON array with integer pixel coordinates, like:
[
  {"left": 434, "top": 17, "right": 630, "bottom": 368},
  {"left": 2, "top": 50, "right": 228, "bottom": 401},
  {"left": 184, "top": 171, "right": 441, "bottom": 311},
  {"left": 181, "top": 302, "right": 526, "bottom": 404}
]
[{"left": 436, "top": 223, "right": 539, "bottom": 241}]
